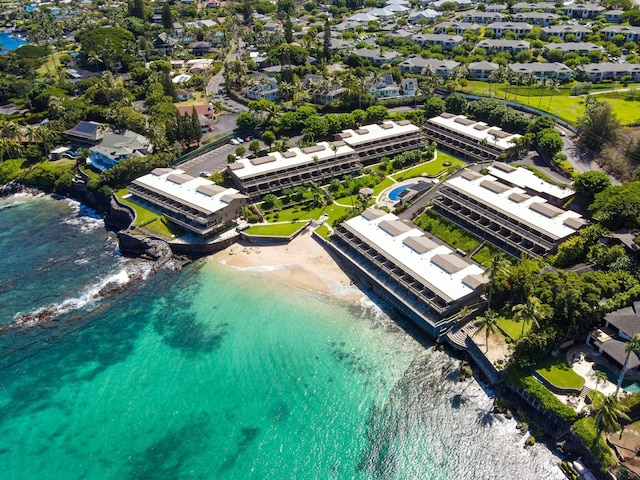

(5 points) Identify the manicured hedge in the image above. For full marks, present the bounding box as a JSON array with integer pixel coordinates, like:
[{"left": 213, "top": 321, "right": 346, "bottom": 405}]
[
  {"left": 572, "top": 417, "right": 616, "bottom": 469},
  {"left": 508, "top": 368, "right": 578, "bottom": 423},
  {"left": 621, "top": 391, "right": 640, "bottom": 415}
]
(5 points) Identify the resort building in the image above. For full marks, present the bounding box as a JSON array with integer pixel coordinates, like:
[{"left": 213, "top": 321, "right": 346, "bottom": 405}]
[
  {"left": 467, "top": 61, "right": 499, "bottom": 81},
  {"left": 422, "top": 113, "right": 522, "bottom": 162},
  {"left": 511, "top": 2, "right": 556, "bottom": 13},
  {"left": 88, "top": 130, "right": 152, "bottom": 172},
  {"left": 331, "top": 209, "right": 488, "bottom": 328},
  {"left": 600, "top": 25, "right": 640, "bottom": 43},
  {"left": 544, "top": 42, "right": 601, "bottom": 55},
  {"left": 508, "top": 62, "right": 574, "bottom": 81},
  {"left": 413, "top": 33, "right": 464, "bottom": 49},
  {"left": 335, "top": 120, "right": 428, "bottom": 165},
  {"left": 462, "top": 10, "right": 505, "bottom": 24},
  {"left": 226, "top": 141, "right": 361, "bottom": 200},
  {"left": 398, "top": 57, "right": 461, "bottom": 77},
  {"left": 512, "top": 12, "right": 559, "bottom": 26},
  {"left": 587, "top": 302, "right": 640, "bottom": 376},
  {"left": 561, "top": 3, "right": 605, "bottom": 19},
  {"left": 541, "top": 25, "right": 591, "bottom": 41},
  {"left": 475, "top": 39, "right": 530, "bottom": 54},
  {"left": 485, "top": 22, "right": 534, "bottom": 39},
  {"left": 128, "top": 168, "right": 248, "bottom": 236},
  {"left": 431, "top": 166, "right": 586, "bottom": 258}
]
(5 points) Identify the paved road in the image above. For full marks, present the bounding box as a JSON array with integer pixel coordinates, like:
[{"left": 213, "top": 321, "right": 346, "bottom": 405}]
[{"left": 179, "top": 141, "right": 238, "bottom": 177}]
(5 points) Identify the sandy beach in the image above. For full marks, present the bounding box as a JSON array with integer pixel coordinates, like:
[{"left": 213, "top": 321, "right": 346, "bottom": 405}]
[{"left": 213, "top": 229, "right": 363, "bottom": 303}]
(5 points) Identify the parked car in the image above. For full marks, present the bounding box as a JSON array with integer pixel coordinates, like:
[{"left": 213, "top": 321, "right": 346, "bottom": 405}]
[
  {"left": 200, "top": 171, "right": 212, "bottom": 178},
  {"left": 243, "top": 136, "right": 252, "bottom": 142},
  {"left": 235, "top": 137, "right": 245, "bottom": 143},
  {"left": 230, "top": 138, "right": 240, "bottom": 145}
]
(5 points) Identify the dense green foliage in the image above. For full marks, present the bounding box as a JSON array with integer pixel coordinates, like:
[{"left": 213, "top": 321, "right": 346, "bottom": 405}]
[
  {"left": 589, "top": 182, "right": 640, "bottom": 230},
  {"left": 572, "top": 417, "right": 616, "bottom": 469},
  {"left": 507, "top": 368, "right": 578, "bottom": 423}
]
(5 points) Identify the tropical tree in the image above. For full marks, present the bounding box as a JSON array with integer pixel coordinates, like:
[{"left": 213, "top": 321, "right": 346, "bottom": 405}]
[
  {"left": 512, "top": 295, "right": 547, "bottom": 336},
  {"left": 591, "top": 393, "right": 630, "bottom": 452},
  {"left": 616, "top": 334, "right": 640, "bottom": 394},
  {"left": 546, "top": 77, "right": 561, "bottom": 111},
  {"left": 593, "top": 370, "right": 609, "bottom": 394},
  {"left": 473, "top": 309, "right": 499, "bottom": 353},
  {"left": 486, "top": 255, "right": 511, "bottom": 309}
]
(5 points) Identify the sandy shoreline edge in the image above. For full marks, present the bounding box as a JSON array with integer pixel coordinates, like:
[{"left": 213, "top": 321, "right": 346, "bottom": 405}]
[{"left": 212, "top": 230, "right": 363, "bottom": 303}]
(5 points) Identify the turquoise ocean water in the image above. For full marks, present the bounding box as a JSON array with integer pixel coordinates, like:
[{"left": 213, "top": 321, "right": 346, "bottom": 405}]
[{"left": 0, "top": 195, "right": 565, "bottom": 479}]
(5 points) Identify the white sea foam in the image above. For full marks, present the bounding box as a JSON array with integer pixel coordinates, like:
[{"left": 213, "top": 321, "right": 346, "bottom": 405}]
[
  {"left": 61, "top": 203, "right": 104, "bottom": 233},
  {"left": 11, "top": 263, "right": 149, "bottom": 329}
]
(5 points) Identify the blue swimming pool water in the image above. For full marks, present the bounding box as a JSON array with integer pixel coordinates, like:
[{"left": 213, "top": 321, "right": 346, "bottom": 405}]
[
  {"left": 388, "top": 184, "right": 415, "bottom": 202},
  {"left": 594, "top": 364, "right": 640, "bottom": 393}
]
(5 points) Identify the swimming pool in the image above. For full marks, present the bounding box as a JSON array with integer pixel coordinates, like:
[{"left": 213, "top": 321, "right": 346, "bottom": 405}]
[
  {"left": 388, "top": 183, "right": 415, "bottom": 202},
  {"left": 594, "top": 364, "right": 640, "bottom": 393}
]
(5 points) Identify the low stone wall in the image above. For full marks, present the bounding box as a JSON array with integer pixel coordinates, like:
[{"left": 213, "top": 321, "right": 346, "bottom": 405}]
[
  {"left": 105, "top": 195, "right": 135, "bottom": 231},
  {"left": 169, "top": 233, "right": 239, "bottom": 256},
  {"left": 532, "top": 370, "right": 583, "bottom": 396},
  {"left": 239, "top": 222, "right": 309, "bottom": 245}
]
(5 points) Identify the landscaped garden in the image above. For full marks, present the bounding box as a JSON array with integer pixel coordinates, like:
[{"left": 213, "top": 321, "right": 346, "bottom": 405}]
[
  {"left": 115, "top": 188, "right": 177, "bottom": 238},
  {"left": 413, "top": 210, "right": 481, "bottom": 254},
  {"left": 390, "top": 152, "right": 466, "bottom": 182},
  {"left": 244, "top": 222, "right": 306, "bottom": 237},
  {"left": 535, "top": 356, "right": 585, "bottom": 390},
  {"left": 497, "top": 315, "right": 531, "bottom": 342}
]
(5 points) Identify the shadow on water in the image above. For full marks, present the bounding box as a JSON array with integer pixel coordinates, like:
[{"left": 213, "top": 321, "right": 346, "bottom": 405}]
[
  {"left": 0, "top": 269, "right": 181, "bottom": 424},
  {"left": 151, "top": 263, "right": 229, "bottom": 357},
  {"left": 218, "top": 427, "right": 261, "bottom": 473},
  {"left": 127, "top": 412, "right": 213, "bottom": 480}
]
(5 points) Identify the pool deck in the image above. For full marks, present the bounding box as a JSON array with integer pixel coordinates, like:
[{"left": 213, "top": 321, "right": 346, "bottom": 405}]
[{"left": 553, "top": 344, "right": 639, "bottom": 413}]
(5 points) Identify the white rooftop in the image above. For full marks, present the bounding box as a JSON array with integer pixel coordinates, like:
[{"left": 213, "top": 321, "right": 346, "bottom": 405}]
[
  {"left": 343, "top": 211, "right": 487, "bottom": 303},
  {"left": 445, "top": 172, "right": 584, "bottom": 240},
  {"left": 427, "top": 114, "right": 521, "bottom": 150},
  {"left": 339, "top": 120, "right": 421, "bottom": 147},
  {"left": 229, "top": 141, "right": 356, "bottom": 180},
  {"left": 487, "top": 163, "right": 574, "bottom": 200},
  {"left": 132, "top": 168, "right": 244, "bottom": 216},
  {"left": 172, "top": 74, "right": 192, "bottom": 84}
]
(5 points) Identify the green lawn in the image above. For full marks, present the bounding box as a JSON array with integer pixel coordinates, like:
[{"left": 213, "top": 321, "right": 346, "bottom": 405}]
[
  {"left": 244, "top": 222, "right": 306, "bottom": 237},
  {"left": 497, "top": 315, "right": 530, "bottom": 341},
  {"left": 414, "top": 210, "right": 480, "bottom": 253},
  {"left": 391, "top": 152, "right": 466, "bottom": 182},
  {"left": 461, "top": 81, "right": 640, "bottom": 125},
  {"left": 334, "top": 194, "right": 357, "bottom": 207},
  {"left": 372, "top": 177, "right": 395, "bottom": 196},
  {"left": 535, "top": 357, "right": 585, "bottom": 390},
  {"left": 115, "top": 189, "right": 176, "bottom": 238},
  {"left": 265, "top": 203, "right": 351, "bottom": 226},
  {"left": 314, "top": 224, "right": 331, "bottom": 239}
]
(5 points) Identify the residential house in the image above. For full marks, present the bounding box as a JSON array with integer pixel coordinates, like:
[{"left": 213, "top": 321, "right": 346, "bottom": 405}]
[
  {"left": 587, "top": 303, "right": 640, "bottom": 378},
  {"left": 462, "top": 10, "right": 505, "bottom": 24},
  {"left": 468, "top": 61, "right": 499, "bottom": 81},
  {"left": 413, "top": 33, "right": 464, "bottom": 49},
  {"left": 561, "top": 3, "right": 605, "bottom": 19},
  {"left": 153, "top": 32, "right": 178, "bottom": 53},
  {"left": 370, "top": 74, "right": 401, "bottom": 99},
  {"left": 88, "top": 130, "right": 152, "bottom": 172},
  {"left": 513, "top": 12, "right": 559, "bottom": 26},
  {"left": 604, "top": 9, "right": 623, "bottom": 23},
  {"left": 486, "top": 3, "right": 507, "bottom": 12},
  {"left": 246, "top": 78, "right": 280, "bottom": 101},
  {"left": 398, "top": 56, "right": 461, "bottom": 77},
  {"left": 601, "top": 25, "right": 640, "bottom": 43},
  {"left": 368, "top": 7, "right": 396, "bottom": 19},
  {"left": 187, "top": 58, "right": 213, "bottom": 73},
  {"left": 347, "top": 12, "right": 379, "bottom": 24},
  {"left": 190, "top": 41, "right": 213, "bottom": 56},
  {"left": 353, "top": 47, "right": 402, "bottom": 66},
  {"left": 176, "top": 89, "right": 195, "bottom": 101},
  {"left": 64, "top": 121, "right": 106, "bottom": 146},
  {"left": 408, "top": 9, "right": 442, "bottom": 23},
  {"left": 475, "top": 39, "right": 530, "bottom": 53},
  {"left": 486, "top": 22, "right": 533, "bottom": 39},
  {"left": 542, "top": 24, "right": 591, "bottom": 41},
  {"left": 508, "top": 62, "right": 573, "bottom": 81},
  {"left": 577, "top": 63, "right": 640, "bottom": 83},
  {"left": 544, "top": 42, "right": 601, "bottom": 55},
  {"left": 173, "top": 22, "right": 184, "bottom": 36},
  {"left": 314, "top": 86, "right": 348, "bottom": 105},
  {"left": 401, "top": 78, "right": 419, "bottom": 96},
  {"left": 511, "top": 2, "right": 556, "bottom": 13},
  {"left": 432, "top": 21, "right": 481, "bottom": 36}
]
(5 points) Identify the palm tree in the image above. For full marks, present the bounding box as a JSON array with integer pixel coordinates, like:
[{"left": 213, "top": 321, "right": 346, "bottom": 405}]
[
  {"left": 616, "top": 334, "right": 640, "bottom": 395},
  {"left": 279, "top": 80, "right": 293, "bottom": 101},
  {"left": 87, "top": 50, "right": 103, "bottom": 72},
  {"left": 473, "top": 309, "right": 499, "bottom": 353},
  {"left": 512, "top": 295, "right": 547, "bottom": 336},
  {"left": 591, "top": 394, "right": 630, "bottom": 452},
  {"left": 486, "top": 255, "right": 511, "bottom": 310},
  {"left": 593, "top": 370, "right": 609, "bottom": 394},
  {"left": 546, "top": 77, "right": 561, "bottom": 112}
]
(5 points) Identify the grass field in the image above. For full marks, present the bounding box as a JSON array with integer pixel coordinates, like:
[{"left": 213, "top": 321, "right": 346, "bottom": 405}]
[
  {"left": 244, "top": 222, "right": 305, "bottom": 237},
  {"left": 391, "top": 152, "right": 466, "bottom": 182},
  {"left": 497, "top": 315, "right": 530, "bottom": 341},
  {"left": 314, "top": 224, "right": 331, "bottom": 238},
  {"left": 265, "top": 202, "right": 351, "bottom": 225},
  {"left": 372, "top": 177, "right": 395, "bottom": 196},
  {"left": 535, "top": 357, "right": 585, "bottom": 390},
  {"left": 461, "top": 81, "right": 640, "bottom": 125},
  {"left": 471, "top": 243, "right": 502, "bottom": 269},
  {"left": 115, "top": 189, "right": 175, "bottom": 238}
]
